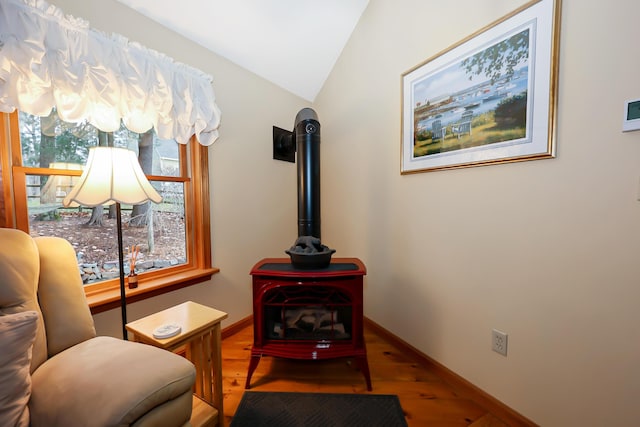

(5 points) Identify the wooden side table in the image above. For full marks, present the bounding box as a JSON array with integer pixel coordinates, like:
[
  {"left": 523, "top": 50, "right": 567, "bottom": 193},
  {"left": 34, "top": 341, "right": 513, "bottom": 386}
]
[{"left": 126, "top": 301, "right": 228, "bottom": 427}]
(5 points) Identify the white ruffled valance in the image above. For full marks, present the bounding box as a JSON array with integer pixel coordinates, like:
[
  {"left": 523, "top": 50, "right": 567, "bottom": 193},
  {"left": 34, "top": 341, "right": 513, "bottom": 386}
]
[{"left": 0, "top": 0, "right": 221, "bottom": 145}]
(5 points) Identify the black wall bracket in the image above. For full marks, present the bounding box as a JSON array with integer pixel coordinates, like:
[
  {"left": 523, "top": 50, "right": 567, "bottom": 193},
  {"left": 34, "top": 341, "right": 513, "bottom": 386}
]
[{"left": 273, "top": 126, "right": 295, "bottom": 163}]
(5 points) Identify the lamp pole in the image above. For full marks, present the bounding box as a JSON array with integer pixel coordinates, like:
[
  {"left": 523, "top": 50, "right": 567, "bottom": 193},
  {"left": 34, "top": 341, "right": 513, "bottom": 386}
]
[{"left": 116, "top": 202, "right": 128, "bottom": 340}]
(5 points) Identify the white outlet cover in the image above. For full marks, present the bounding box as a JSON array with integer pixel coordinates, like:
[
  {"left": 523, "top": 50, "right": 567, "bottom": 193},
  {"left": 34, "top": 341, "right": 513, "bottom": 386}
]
[{"left": 492, "top": 329, "right": 508, "bottom": 356}]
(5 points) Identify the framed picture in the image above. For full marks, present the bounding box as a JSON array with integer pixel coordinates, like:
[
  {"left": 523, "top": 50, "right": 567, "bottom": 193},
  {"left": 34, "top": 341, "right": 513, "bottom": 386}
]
[{"left": 401, "top": 0, "right": 561, "bottom": 174}]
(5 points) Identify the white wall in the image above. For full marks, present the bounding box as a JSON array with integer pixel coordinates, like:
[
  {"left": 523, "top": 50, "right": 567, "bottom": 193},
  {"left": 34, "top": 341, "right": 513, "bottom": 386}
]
[
  {"left": 49, "top": 0, "right": 308, "bottom": 331},
  {"left": 315, "top": 0, "right": 640, "bottom": 425}
]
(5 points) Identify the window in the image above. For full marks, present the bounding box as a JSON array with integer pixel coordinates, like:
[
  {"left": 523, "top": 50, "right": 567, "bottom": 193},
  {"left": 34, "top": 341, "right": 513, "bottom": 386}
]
[{"left": 0, "top": 111, "right": 217, "bottom": 312}]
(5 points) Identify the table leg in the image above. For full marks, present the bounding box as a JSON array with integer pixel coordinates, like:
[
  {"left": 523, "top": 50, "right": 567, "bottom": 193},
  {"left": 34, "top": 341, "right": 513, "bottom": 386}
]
[
  {"left": 211, "top": 325, "right": 224, "bottom": 426},
  {"left": 188, "top": 328, "right": 224, "bottom": 426}
]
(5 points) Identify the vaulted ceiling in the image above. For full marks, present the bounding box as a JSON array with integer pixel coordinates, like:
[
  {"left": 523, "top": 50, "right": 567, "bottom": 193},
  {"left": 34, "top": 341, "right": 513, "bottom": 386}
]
[{"left": 115, "top": 0, "right": 370, "bottom": 101}]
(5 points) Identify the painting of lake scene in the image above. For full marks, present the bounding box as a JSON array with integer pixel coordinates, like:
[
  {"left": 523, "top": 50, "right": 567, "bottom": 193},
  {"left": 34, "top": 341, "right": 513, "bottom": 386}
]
[
  {"left": 412, "top": 26, "right": 532, "bottom": 158},
  {"left": 401, "top": 0, "right": 560, "bottom": 174}
]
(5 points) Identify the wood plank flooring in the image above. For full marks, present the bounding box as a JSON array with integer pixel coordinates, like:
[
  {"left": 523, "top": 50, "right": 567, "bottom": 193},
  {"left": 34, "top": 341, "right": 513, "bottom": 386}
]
[{"left": 220, "top": 322, "right": 527, "bottom": 426}]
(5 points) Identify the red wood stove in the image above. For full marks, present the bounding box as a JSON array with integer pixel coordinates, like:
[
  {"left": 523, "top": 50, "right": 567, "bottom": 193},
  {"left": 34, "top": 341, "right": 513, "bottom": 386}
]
[{"left": 246, "top": 257, "right": 371, "bottom": 390}]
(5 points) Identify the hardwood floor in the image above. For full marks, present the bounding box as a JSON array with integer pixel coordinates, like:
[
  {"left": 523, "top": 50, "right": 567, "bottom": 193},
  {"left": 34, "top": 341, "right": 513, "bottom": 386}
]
[{"left": 220, "top": 321, "right": 532, "bottom": 426}]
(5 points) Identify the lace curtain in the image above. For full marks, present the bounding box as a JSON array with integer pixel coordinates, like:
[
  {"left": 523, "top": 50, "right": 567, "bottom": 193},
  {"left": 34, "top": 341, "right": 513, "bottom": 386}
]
[{"left": 0, "top": 0, "right": 221, "bottom": 145}]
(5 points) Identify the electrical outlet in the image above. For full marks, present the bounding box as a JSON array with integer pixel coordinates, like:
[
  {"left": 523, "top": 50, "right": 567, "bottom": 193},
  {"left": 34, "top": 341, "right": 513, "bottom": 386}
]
[{"left": 492, "top": 329, "right": 508, "bottom": 356}]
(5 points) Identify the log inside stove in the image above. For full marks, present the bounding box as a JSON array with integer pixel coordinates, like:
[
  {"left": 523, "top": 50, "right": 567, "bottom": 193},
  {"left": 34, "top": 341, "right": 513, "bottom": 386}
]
[{"left": 271, "top": 306, "right": 350, "bottom": 340}]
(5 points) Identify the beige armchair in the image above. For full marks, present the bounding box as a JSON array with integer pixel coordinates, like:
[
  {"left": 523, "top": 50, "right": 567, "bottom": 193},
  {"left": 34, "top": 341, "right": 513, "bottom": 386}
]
[{"left": 0, "top": 228, "right": 196, "bottom": 426}]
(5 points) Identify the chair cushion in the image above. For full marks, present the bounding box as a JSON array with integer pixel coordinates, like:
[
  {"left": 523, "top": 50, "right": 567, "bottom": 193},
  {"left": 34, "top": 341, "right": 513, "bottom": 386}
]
[
  {"left": 34, "top": 236, "right": 96, "bottom": 357},
  {"left": 0, "top": 228, "right": 48, "bottom": 372},
  {"left": 29, "top": 336, "right": 195, "bottom": 427},
  {"left": 0, "top": 311, "right": 39, "bottom": 427}
]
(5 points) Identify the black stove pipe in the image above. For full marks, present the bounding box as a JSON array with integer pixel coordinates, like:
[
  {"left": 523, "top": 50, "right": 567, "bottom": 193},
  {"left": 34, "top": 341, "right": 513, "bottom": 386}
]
[{"left": 294, "top": 108, "right": 321, "bottom": 239}]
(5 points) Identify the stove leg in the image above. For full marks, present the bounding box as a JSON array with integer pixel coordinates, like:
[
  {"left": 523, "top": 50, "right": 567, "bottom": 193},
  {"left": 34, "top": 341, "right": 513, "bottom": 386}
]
[
  {"left": 356, "top": 355, "right": 372, "bottom": 391},
  {"left": 245, "top": 354, "right": 262, "bottom": 389}
]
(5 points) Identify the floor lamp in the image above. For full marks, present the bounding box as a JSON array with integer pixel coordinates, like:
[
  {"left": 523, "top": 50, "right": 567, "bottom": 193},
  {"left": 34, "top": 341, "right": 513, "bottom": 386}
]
[{"left": 63, "top": 146, "right": 162, "bottom": 340}]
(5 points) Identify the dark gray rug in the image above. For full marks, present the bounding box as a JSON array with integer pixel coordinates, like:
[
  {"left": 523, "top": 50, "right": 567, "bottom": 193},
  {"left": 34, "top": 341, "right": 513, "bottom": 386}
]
[{"left": 230, "top": 391, "right": 408, "bottom": 427}]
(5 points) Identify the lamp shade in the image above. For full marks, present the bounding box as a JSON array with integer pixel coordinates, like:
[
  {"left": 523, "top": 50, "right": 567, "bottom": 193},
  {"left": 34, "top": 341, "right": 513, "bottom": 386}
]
[{"left": 63, "top": 147, "right": 162, "bottom": 207}]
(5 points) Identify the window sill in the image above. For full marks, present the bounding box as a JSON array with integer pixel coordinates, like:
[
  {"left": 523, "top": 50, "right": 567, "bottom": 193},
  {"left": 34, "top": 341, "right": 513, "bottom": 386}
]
[{"left": 87, "top": 267, "right": 220, "bottom": 314}]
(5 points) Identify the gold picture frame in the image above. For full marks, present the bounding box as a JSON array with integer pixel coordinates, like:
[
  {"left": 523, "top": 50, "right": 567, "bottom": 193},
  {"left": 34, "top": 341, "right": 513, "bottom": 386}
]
[{"left": 401, "top": 0, "right": 562, "bottom": 174}]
